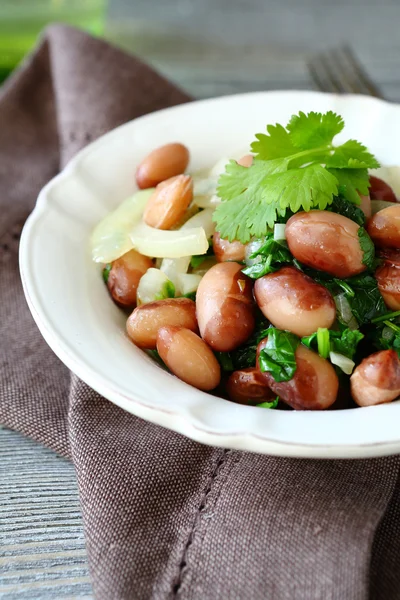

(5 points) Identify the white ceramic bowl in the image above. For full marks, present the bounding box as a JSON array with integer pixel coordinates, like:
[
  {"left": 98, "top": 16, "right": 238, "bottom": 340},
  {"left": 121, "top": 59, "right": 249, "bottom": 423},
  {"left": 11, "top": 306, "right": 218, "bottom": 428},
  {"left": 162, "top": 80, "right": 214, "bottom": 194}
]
[{"left": 20, "top": 90, "right": 400, "bottom": 458}]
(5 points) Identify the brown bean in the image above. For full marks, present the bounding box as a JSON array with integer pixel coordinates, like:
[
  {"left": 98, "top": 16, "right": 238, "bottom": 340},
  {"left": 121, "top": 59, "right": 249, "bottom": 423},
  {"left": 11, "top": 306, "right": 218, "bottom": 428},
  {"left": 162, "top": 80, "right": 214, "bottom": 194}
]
[
  {"left": 226, "top": 368, "right": 275, "bottom": 405},
  {"left": 350, "top": 350, "right": 400, "bottom": 407},
  {"left": 286, "top": 210, "right": 366, "bottom": 278},
  {"left": 136, "top": 143, "right": 190, "bottom": 189},
  {"left": 237, "top": 154, "right": 253, "bottom": 167},
  {"left": 257, "top": 340, "right": 339, "bottom": 410},
  {"left": 369, "top": 176, "right": 397, "bottom": 203},
  {"left": 367, "top": 204, "right": 400, "bottom": 249},
  {"left": 375, "top": 250, "right": 400, "bottom": 310},
  {"left": 157, "top": 326, "right": 221, "bottom": 391},
  {"left": 359, "top": 194, "right": 371, "bottom": 218},
  {"left": 107, "top": 249, "right": 153, "bottom": 307},
  {"left": 196, "top": 262, "right": 255, "bottom": 352},
  {"left": 213, "top": 231, "right": 246, "bottom": 263},
  {"left": 126, "top": 298, "right": 197, "bottom": 349},
  {"left": 143, "top": 175, "right": 193, "bottom": 230},
  {"left": 254, "top": 266, "right": 336, "bottom": 337}
]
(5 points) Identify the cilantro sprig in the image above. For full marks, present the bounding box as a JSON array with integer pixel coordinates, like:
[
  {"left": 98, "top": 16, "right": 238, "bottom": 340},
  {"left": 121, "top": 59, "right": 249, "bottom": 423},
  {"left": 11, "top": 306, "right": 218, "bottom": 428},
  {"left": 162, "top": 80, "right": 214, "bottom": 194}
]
[{"left": 213, "top": 111, "right": 379, "bottom": 242}]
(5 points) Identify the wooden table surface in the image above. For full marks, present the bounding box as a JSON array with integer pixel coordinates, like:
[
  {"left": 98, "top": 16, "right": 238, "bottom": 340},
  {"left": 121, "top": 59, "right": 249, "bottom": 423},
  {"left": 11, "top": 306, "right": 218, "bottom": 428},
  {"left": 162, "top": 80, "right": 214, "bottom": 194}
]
[{"left": 2, "top": 0, "right": 400, "bottom": 597}]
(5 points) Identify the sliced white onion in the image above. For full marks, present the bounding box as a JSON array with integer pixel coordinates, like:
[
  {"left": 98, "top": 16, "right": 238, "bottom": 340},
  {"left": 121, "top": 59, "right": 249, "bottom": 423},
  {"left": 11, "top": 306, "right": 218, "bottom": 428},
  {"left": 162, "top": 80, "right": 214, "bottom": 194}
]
[
  {"left": 130, "top": 222, "right": 208, "bottom": 258},
  {"left": 274, "top": 224, "right": 286, "bottom": 241},
  {"left": 91, "top": 189, "right": 154, "bottom": 263},
  {"left": 329, "top": 351, "right": 355, "bottom": 375},
  {"left": 192, "top": 158, "right": 230, "bottom": 207},
  {"left": 370, "top": 166, "right": 400, "bottom": 199},
  {"left": 177, "top": 273, "right": 202, "bottom": 295},
  {"left": 136, "top": 268, "right": 174, "bottom": 305},
  {"left": 334, "top": 294, "right": 359, "bottom": 330}
]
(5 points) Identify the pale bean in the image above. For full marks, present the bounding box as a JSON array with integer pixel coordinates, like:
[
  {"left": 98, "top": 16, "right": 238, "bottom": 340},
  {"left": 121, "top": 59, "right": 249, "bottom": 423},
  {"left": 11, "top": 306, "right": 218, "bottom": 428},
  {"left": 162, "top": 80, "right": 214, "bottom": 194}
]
[
  {"left": 254, "top": 266, "right": 336, "bottom": 337},
  {"left": 367, "top": 204, "right": 400, "bottom": 249},
  {"left": 126, "top": 298, "right": 197, "bottom": 349},
  {"left": 375, "top": 250, "right": 400, "bottom": 310},
  {"left": 350, "top": 350, "right": 400, "bottom": 407},
  {"left": 257, "top": 340, "right": 339, "bottom": 410},
  {"left": 237, "top": 154, "right": 253, "bottom": 167},
  {"left": 286, "top": 210, "right": 366, "bottom": 278},
  {"left": 213, "top": 231, "right": 246, "bottom": 263},
  {"left": 226, "top": 368, "right": 275, "bottom": 405},
  {"left": 136, "top": 143, "right": 190, "bottom": 189},
  {"left": 157, "top": 326, "right": 221, "bottom": 391},
  {"left": 369, "top": 176, "right": 397, "bottom": 203},
  {"left": 196, "top": 262, "right": 255, "bottom": 352},
  {"left": 143, "top": 175, "right": 193, "bottom": 230},
  {"left": 107, "top": 249, "right": 153, "bottom": 307}
]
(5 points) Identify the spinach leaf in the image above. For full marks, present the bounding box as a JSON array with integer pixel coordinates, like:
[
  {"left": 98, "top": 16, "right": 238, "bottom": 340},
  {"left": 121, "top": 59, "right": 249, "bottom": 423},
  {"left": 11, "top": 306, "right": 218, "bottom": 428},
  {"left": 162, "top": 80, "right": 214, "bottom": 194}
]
[
  {"left": 257, "top": 397, "right": 279, "bottom": 409},
  {"left": 328, "top": 195, "right": 365, "bottom": 226},
  {"left": 230, "top": 314, "right": 270, "bottom": 369},
  {"left": 258, "top": 328, "right": 300, "bottom": 382},
  {"left": 358, "top": 227, "right": 376, "bottom": 270},
  {"left": 190, "top": 242, "right": 215, "bottom": 269},
  {"left": 368, "top": 320, "right": 400, "bottom": 358},
  {"left": 215, "top": 351, "right": 234, "bottom": 372},
  {"left": 242, "top": 233, "right": 294, "bottom": 279},
  {"left": 345, "top": 273, "right": 386, "bottom": 324},
  {"left": 102, "top": 263, "right": 112, "bottom": 284},
  {"left": 301, "top": 328, "right": 363, "bottom": 361}
]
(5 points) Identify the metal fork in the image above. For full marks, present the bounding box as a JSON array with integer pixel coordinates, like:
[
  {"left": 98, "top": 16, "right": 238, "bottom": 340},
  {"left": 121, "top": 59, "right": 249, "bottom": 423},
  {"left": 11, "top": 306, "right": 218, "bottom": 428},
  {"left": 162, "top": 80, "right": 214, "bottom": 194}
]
[{"left": 308, "top": 45, "right": 383, "bottom": 98}]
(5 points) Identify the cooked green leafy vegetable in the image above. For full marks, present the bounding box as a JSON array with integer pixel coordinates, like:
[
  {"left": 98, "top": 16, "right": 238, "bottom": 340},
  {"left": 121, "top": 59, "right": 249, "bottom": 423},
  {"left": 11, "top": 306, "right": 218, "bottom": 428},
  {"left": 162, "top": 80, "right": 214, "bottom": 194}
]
[
  {"left": 369, "top": 320, "right": 400, "bottom": 357},
  {"left": 213, "top": 111, "right": 379, "bottom": 242},
  {"left": 302, "top": 328, "right": 364, "bottom": 360},
  {"left": 358, "top": 227, "right": 376, "bottom": 270},
  {"left": 102, "top": 263, "right": 112, "bottom": 284},
  {"left": 242, "top": 233, "right": 293, "bottom": 279},
  {"left": 190, "top": 242, "right": 215, "bottom": 268},
  {"left": 230, "top": 314, "right": 270, "bottom": 369},
  {"left": 258, "top": 328, "right": 300, "bottom": 382},
  {"left": 327, "top": 195, "right": 366, "bottom": 226},
  {"left": 215, "top": 351, "right": 234, "bottom": 372},
  {"left": 257, "top": 397, "right": 279, "bottom": 409}
]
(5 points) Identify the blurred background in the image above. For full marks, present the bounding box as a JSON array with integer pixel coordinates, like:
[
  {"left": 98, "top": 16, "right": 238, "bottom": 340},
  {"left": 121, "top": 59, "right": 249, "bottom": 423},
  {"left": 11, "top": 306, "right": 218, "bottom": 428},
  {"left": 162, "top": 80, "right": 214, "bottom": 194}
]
[{"left": 1, "top": 0, "right": 399, "bottom": 100}]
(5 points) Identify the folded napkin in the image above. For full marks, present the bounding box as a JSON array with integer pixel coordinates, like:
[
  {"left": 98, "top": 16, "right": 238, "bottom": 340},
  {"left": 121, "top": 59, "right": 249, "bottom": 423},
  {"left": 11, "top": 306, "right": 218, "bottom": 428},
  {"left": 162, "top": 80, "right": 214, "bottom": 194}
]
[{"left": 1, "top": 25, "right": 400, "bottom": 600}]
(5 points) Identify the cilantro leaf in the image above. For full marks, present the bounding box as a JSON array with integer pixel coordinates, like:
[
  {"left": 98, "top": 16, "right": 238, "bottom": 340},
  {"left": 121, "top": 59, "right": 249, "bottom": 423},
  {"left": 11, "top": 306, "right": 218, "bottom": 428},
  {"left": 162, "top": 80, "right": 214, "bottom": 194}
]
[
  {"left": 214, "top": 162, "right": 338, "bottom": 242},
  {"left": 327, "top": 168, "right": 370, "bottom": 204},
  {"left": 328, "top": 195, "right": 365, "bottom": 226},
  {"left": 326, "top": 140, "right": 380, "bottom": 169},
  {"left": 257, "top": 397, "right": 279, "bottom": 409},
  {"left": 287, "top": 111, "right": 344, "bottom": 149},
  {"left": 251, "top": 124, "right": 296, "bottom": 160},
  {"left": 358, "top": 227, "right": 376, "bottom": 270},
  {"left": 258, "top": 328, "right": 300, "bottom": 382}
]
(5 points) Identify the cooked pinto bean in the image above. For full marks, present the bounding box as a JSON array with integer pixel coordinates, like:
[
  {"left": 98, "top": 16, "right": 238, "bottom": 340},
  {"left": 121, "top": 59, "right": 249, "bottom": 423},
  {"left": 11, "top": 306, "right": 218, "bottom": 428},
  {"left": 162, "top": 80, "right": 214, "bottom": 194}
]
[
  {"left": 136, "top": 143, "right": 190, "bottom": 189},
  {"left": 286, "top": 210, "right": 366, "bottom": 278},
  {"left": 369, "top": 176, "right": 397, "bottom": 203},
  {"left": 359, "top": 194, "right": 371, "bottom": 218},
  {"left": 350, "top": 350, "right": 400, "bottom": 407},
  {"left": 226, "top": 368, "right": 275, "bottom": 405},
  {"left": 126, "top": 298, "right": 197, "bottom": 349},
  {"left": 254, "top": 266, "right": 336, "bottom": 337},
  {"left": 213, "top": 231, "right": 246, "bottom": 263},
  {"left": 196, "top": 262, "right": 255, "bottom": 352},
  {"left": 375, "top": 250, "right": 400, "bottom": 310},
  {"left": 156, "top": 326, "right": 221, "bottom": 391},
  {"left": 237, "top": 154, "right": 253, "bottom": 167},
  {"left": 367, "top": 204, "right": 400, "bottom": 249},
  {"left": 257, "top": 340, "right": 339, "bottom": 410},
  {"left": 143, "top": 174, "right": 193, "bottom": 230},
  {"left": 107, "top": 249, "right": 153, "bottom": 307}
]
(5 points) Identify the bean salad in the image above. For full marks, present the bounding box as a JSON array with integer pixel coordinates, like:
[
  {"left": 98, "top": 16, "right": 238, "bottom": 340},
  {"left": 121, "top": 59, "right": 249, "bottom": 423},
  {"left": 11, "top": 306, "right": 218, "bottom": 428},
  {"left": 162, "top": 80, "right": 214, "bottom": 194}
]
[{"left": 91, "top": 111, "right": 400, "bottom": 410}]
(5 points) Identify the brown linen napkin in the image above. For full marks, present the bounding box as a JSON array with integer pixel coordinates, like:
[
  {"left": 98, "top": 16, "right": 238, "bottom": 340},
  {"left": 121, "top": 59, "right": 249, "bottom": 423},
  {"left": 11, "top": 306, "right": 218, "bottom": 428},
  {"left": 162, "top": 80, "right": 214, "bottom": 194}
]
[{"left": 1, "top": 25, "right": 400, "bottom": 600}]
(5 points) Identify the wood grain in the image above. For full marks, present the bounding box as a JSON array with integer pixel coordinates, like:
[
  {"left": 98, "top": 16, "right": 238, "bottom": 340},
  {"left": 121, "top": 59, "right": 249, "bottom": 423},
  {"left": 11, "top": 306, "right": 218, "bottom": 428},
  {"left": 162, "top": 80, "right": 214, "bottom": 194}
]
[{"left": 2, "top": 0, "right": 400, "bottom": 597}]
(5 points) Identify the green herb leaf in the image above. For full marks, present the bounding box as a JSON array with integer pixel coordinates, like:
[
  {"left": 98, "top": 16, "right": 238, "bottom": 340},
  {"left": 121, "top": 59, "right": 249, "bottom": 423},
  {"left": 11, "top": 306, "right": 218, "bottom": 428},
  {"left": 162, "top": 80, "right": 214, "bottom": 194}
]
[
  {"left": 190, "top": 242, "right": 214, "bottom": 268},
  {"left": 257, "top": 397, "right": 279, "bottom": 409},
  {"left": 258, "top": 328, "right": 300, "bottom": 382},
  {"left": 368, "top": 320, "right": 400, "bottom": 358},
  {"left": 230, "top": 314, "right": 270, "bottom": 369},
  {"left": 327, "top": 168, "right": 370, "bottom": 204},
  {"left": 102, "top": 263, "right": 112, "bottom": 284},
  {"left": 326, "top": 140, "right": 380, "bottom": 169},
  {"left": 330, "top": 328, "right": 364, "bottom": 359},
  {"left": 358, "top": 227, "right": 376, "bottom": 270},
  {"left": 317, "top": 328, "right": 330, "bottom": 359},
  {"left": 251, "top": 124, "right": 296, "bottom": 160},
  {"left": 328, "top": 195, "right": 365, "bottom": 226},
  {"left": 287, "top": 111, "right": 344, "bottom": 149}
]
